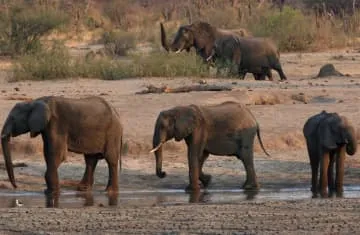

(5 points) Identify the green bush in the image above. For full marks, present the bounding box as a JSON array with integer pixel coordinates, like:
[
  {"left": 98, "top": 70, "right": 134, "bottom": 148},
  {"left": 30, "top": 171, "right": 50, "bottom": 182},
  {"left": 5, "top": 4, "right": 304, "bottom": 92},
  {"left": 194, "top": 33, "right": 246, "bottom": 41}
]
[
  {"left": 12, "top": 42, "right": 74, "bottom": 81},
  {"left": 0, "top": 6, "right": 68, "bottom": 56},
  {"left": 249, "top": 6, "right": 316, "bottom": 51},
  {"left": 12, "top": 45, "right": 210, "bottom": 81}
]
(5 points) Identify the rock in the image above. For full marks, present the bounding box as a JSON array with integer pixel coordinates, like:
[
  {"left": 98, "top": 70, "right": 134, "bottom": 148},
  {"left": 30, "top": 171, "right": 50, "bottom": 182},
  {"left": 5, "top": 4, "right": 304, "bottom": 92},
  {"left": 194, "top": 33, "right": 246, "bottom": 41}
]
[{"left": 315, "top": 64, "right": 344, "bottom": 78}]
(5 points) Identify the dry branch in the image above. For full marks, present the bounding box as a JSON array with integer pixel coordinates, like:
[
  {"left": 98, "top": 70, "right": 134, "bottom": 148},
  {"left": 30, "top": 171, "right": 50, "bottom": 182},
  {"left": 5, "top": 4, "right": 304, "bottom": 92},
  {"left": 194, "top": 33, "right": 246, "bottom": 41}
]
[{"left": 136, "top": 84, "right": 232, "bottom": 94}]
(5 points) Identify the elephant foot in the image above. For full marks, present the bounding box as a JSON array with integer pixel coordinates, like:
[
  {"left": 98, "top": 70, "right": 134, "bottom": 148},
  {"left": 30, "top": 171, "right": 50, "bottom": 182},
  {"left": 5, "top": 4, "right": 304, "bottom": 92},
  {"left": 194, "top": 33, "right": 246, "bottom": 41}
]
[
  {"left": 200, "top": 174, "right": 212, "bottom": 188},
  {"left": 242, "top": 181, "right": 259, "bottom": 190},
  {"left": 185, "top": 184, "right": 201, "bottom": 193},
  {"left": 320, "top": 190, "right": 328, "bottom": 198},
  {"left": 44, "top": 188, "right": 60, "bottom": 208},
  {"left": 77, "top": 183, "right": 92, "bottom": 192},
  {"left": 311, "top": 186, "right": 317, "bottom": 194},
  {"left": 105, "top": 185, "right": 119, "bottom": 195},
  {"left": 44, "top": 187, "right": 60, "bottom": 196}
]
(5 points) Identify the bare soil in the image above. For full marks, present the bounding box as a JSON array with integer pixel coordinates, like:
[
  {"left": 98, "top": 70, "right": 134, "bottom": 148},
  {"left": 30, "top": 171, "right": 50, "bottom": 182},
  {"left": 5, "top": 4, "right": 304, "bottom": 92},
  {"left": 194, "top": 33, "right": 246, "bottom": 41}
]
[{"left": 1, "top": 49, "right": 360, "bottom": 234}]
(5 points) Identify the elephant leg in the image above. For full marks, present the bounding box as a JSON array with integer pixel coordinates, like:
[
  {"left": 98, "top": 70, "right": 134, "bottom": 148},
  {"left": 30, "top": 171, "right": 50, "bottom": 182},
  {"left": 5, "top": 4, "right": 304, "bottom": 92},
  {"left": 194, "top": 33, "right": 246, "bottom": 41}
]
[
  {"left": 307, "top": 141, "right": 319, "bottom": 196},
  {"left": 319, "top": 152, "right": 330, "bottom": 198},
  {"left": 335, "top": 146, "right": 346, "bottom": 196},
  {"left": 105, "top": 159, "right": 119, "bottom": 193},
  {"left": 238, "top": 67, "right": 247, "bottom": 80},
  {"left": 42, "top": 134, "right": 63, "bottom": 196},
  {"left": 273, "top": 63, "right": 287, "bottom": 80},
  {"left": 266, "top": 69, "right": 273, "bottom": 81},
  {"left": 77, "top": 154, "right": 99, "bottom": 191},
  {"left": 327, "top": 152, "right": 336, "bottom": 196},
  {"left": 185, "top": 133, "right": 204, "bottom": 192},
  {"left": 105, "top": 153, "right": 120, "bottom": 194},
  {"left": 238, "top": 138, "right": 259, "bottom": 190},
  {"left": 199, "top": 151, "right": 211, "bottom": 188},
  {"left": 253, "top": 73, "right": 266, "bottom": 81},
  {"left": 229, "top": 52, "right": 240, "bottom": 77}
]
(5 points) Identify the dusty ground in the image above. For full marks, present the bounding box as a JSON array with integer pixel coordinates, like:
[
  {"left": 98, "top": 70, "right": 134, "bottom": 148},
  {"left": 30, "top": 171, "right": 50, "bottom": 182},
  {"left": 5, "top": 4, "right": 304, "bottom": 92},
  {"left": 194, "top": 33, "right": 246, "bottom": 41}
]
[{"left": 1, "top": 48, "right": 360, "bottom": 234}]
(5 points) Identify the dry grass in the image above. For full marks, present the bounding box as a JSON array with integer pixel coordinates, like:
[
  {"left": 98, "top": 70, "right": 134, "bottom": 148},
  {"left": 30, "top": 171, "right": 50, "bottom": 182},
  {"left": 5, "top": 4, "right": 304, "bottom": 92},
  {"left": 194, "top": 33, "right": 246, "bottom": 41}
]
[
  {"left": 291, "top": 93, "right": 309, "bottom": 104},
  {"left": 247, "top": 92, "right": 283, "bottom": 105}
]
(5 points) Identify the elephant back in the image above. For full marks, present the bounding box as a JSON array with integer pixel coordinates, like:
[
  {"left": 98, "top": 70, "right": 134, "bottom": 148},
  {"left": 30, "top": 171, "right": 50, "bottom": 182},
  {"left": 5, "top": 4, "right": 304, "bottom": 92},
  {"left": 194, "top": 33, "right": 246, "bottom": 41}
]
[{"left": 202, "top": 101, "right": 257, "bottom": 130}]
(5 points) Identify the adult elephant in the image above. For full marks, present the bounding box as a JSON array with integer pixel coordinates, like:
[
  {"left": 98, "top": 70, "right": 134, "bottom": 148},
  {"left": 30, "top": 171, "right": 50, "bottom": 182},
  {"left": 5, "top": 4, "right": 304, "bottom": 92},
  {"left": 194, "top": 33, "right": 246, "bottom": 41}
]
[
  {"left": 150, "top": 101, "right": 270, "bottom": 192},
  {"left": 206, "top": 35, "right": 287, "bottom": 81},
  {"left": 1, "top": 96, "right": 123, "bottom": 196},
  {"left": 160, "top": 21, "right": 254, "bottom": 78},
  {"left": 303, "top": 111, "right": 357, "bottom": 198},
  {"left": 160, "top": 21, "right": 248, "bottom": 60}
]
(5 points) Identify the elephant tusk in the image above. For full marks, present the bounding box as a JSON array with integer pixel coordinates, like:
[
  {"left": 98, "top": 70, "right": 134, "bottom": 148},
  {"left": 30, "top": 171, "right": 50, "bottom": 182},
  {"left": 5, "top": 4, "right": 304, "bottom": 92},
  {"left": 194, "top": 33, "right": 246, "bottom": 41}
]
[
  {"left": 206, "top": 54, "right": 213, "bottom": 62},
  {"left": 150, "top": 142, "right": 163, "bottom": 153},
  {"left": 175, "top": 49, "right": 182, "bottom": 54}
]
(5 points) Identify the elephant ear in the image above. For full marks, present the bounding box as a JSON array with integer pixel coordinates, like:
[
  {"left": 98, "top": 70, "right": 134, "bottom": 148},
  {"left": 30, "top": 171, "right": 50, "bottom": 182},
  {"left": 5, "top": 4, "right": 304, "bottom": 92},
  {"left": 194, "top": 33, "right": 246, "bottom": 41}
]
[
  {"left": 319, "top": 114, "right": 346, "bottom": 150},
  {"left": 173, "top": 107, "right": 198, "bottom": 141},
  {"left": 28, "top": 100, "right": 50, "bottom": 137}
]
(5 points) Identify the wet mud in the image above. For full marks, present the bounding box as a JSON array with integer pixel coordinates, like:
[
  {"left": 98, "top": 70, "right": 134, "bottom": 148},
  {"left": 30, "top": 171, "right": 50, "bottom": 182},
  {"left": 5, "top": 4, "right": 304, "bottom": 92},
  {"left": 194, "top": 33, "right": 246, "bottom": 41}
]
[{"left": 2, "top": 186, "right": 360, "bottom": 209}]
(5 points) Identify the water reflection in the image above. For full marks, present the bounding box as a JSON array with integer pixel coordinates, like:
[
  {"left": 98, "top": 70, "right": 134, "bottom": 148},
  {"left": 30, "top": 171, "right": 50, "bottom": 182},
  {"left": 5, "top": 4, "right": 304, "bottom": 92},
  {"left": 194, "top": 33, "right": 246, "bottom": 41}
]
[
  {"left": 45, "top": 193, "right": 59, "bottom": 208},
  {"left": 187, "top": 189, "right": 259, "bottom": 203},
  {"left": 45, "top": 191, "right": 119, "bottom": 208},
  {"left": 1, "top": 186, "right": 360, "bottom": 209},
  {"left": 312, "top": 190, "right": 344, "bottom": 199}
]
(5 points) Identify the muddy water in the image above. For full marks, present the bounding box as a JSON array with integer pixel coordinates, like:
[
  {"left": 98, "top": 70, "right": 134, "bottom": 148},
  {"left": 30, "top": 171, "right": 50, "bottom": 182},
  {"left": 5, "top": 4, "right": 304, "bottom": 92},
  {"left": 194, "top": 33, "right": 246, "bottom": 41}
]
[{"left": 1, "top": 186, "right": 360, "bottom": 208}]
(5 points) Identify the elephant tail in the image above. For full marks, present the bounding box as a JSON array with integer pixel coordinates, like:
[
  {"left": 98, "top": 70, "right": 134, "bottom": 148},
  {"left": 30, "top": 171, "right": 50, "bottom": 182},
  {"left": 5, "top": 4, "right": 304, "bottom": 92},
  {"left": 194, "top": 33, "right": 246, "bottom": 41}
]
[
  {"left": 256, "top": 124, "right": 270, "bottom": 157},
  {"left": 119, "top": 136, "right": 123, "bottom": 172}
]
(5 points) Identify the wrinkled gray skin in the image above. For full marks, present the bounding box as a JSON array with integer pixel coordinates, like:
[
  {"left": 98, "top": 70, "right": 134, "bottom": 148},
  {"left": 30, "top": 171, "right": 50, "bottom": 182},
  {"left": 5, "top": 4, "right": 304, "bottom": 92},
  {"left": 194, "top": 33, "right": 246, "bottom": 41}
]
[
  {"left": 151, "top": 101, "right": 270, "bottom": 192},
  {"left": 1, "top": 96, "right": 123, "bottom": 196},
  {"left": 207, "top": 35, "right": 287, "bottom": 81},
  {"left": 303, "top": 111, "right": 357, "bottom": 198},
  {"left": 160, "top": 21, "right": 253, "bottom": 77}
]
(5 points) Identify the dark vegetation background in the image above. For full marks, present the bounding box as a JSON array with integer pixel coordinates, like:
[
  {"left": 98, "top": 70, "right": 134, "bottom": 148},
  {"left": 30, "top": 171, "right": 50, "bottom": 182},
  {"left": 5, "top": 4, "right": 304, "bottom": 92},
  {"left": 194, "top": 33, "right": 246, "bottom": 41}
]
[{"left": 1, "top": 0, "right": 360, "bottom": 80}]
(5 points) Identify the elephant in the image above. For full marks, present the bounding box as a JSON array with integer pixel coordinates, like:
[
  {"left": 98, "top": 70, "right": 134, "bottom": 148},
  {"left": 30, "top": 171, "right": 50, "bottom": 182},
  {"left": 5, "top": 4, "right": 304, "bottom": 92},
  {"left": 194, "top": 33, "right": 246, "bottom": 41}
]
[
  {"left": 1, "top": 96, "right": 123, "bottom": 196},
  {"left": 206, "top": 35, "right": 287, "bottom": 81},
  {"left": 160, "top": 21, "right": 253, "bottom": 78},
  {"left": 150, "top": 101, "right": 270, "bottom": 192},
  {"left": 303, "top": 110, "right": 357, "bottom": 198}
]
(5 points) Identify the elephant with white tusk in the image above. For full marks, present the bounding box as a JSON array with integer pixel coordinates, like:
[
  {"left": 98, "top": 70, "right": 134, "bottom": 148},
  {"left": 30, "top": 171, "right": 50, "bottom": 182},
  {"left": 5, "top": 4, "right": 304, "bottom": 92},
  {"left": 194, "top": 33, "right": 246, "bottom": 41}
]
[
  {"left": 150, "top": 101, "right": 270, "bottom": 192},
  {"left": 1, "top": 96, "right": 123, "bottom": 196}
]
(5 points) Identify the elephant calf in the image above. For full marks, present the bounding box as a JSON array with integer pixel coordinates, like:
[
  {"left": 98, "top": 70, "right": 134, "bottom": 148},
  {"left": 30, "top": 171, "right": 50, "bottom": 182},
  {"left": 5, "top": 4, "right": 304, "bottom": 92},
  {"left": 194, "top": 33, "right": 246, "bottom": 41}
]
[
  {"left": 303, "top": 111, "right": 357, "bottom": 198},
  {"left": 150, "top": 101, "right": 270, "bottom": 192},
  {"left": 1, "top": 96, "right": 123, "bottom": 196}
]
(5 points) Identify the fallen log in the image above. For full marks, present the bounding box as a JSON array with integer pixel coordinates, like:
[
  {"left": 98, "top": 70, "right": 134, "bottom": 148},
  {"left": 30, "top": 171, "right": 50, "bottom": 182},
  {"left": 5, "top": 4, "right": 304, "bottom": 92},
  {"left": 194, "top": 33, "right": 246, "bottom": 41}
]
[{"left": 136, "top": 84, "right": 232, "bottom": 94}]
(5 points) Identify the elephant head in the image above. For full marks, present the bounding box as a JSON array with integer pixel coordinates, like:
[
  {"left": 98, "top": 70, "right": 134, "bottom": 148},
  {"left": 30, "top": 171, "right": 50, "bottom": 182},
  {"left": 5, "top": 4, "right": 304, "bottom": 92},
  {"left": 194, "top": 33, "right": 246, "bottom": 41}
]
[
  {"left": 160, "top": 21, "right": 216, "bottom": 58},
  {"left": 319, "top": 113, "right": 357, "bottom": 155},
  {"left": 1, "top": 99, "right": 50, "bottom": 188},
  {"left": 150, "top": 106, "right": 200, "bottom": 178}
]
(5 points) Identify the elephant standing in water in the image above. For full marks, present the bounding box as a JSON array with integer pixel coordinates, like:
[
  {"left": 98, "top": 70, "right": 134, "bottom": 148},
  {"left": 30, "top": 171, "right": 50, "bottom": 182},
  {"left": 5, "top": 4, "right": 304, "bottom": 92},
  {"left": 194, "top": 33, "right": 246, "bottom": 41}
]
[
  {"left": 150, "top": 101, "right": 270, "bottom": 192},
  {"left": 303, "top": 111, "right": 357, "bottom": 198},
  {"left": 1, "top": 96, "right": 123, "bottom": 196}
]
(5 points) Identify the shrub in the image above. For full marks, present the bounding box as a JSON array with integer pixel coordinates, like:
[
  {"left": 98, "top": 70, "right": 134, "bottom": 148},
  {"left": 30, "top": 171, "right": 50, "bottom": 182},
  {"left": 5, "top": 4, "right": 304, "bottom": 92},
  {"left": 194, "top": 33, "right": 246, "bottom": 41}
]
[
  {"left": 0, "top": 6, "right": 68, "bottom": 56},
  {"left": 12, "top": 41, "right": 74, "bottom": 81},
  {"left": 249, "top": 6, "right": 316, "bottom": 51},
  {"left": 102, "top": 30, "right": 136, "bottom": 56},
  {"left": 86, "top": 52, "right": 210, "bottom": 80},
  {"left": 12, "top": 47, "right": 211, "bottom": 81}
]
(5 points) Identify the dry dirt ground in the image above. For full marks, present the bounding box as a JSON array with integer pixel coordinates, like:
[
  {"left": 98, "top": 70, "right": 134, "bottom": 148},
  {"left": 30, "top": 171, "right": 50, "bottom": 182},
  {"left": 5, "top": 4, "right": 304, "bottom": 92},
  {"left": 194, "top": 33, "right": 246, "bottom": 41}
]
[{"left": 1, "top": 49, "right": 360, "bottom": 234}]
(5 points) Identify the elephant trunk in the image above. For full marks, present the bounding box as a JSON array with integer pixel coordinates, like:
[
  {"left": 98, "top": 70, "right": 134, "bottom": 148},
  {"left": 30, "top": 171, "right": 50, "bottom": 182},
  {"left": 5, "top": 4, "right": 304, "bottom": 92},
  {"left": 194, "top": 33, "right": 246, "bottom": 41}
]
[
  {"left": 160, "top": 23, "right": 184, "bottom": 53},
  {"left": 160, "top": 23, "right": 170, "bottom": 52},
  {"left": 151, "top": 126, "right": 167, "bottom": 178},
  {"left": 1, "top": 121, "right": 17, "bottom": 188},
  {"left": 346, "top": 127, "right": 357, "bottom": 156}
]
